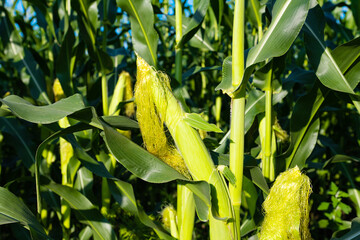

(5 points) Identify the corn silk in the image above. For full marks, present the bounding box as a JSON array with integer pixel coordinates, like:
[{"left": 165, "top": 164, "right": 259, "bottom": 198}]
[{"left": 260, "top": 166, "right": 312, "bottom": 240}]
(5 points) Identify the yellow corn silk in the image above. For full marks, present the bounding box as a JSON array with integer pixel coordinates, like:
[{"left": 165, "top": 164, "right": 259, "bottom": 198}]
[
  {"left": 134, "top": 57, "right": 190, "bottom": 179},
  {"left": 260, "top": 166, "right": 312, "bottom": 240}
]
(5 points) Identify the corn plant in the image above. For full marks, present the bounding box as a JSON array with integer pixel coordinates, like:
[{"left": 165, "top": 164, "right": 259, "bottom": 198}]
[{"left": 1, "top": 0, "right": 360, "bottom": 239}]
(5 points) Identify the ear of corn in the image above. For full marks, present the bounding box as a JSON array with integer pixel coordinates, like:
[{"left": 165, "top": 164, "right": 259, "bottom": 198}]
[
  {"left": 124, "top": 73, "right": 135, "bottom": 118},
  {"left": 162, "top": 204, "right": 179, "bottom": 238},
  {"left": 260, "top": 166, "right": 312, "bottom": 240},
  {"left": 135, "top": 56, "right": 236, "bottom": 239},
  {"left": 135, "top": 57, "right": 190, "bottom": 178},
  {"left": 109, "top": 71, "right": 135, "bottom": 117}
]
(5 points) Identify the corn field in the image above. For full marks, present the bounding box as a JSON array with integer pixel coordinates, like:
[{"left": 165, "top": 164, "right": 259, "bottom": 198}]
[{"left": 0, "top": 0, "right": 360, "bottom": 239}]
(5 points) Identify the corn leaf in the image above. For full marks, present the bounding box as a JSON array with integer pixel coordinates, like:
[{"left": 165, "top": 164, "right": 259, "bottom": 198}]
[
  {"left": 284, "top": 84, "right": 327, "bottom": 169},
  {"left": 0, "top": 94, "right": 85, "bottom": 124},
  {"left": 101, "top": 121, "right": 187, "bottom": 183},
  {"left": 332, "top": 218, "right": 360, "bottom": 240},
  {"left": 55, "top": 25, "right": 76, "bottom": 96},
  {"left": 175, "top": 0, "right": 210, "bottom": 49},
  {"left": 43, "top": 182, "right": 117, "bottom": 240},
  {"left": 289, "top": 118, "right": 320, "bottom": 169},
  {"left": 351, "top": 0, "right": 360, "bottom": 29},
  {"left": 0, "top": 187, "right": 48, "bottom": 239},
  {"left": 35, "top": 123, "right": 174, "bottom": 239},
  {"left": 0, "top": 8, "right": 50, "bottom": 104},
  {"left": 184, "top": 113, "right": 222, "bottom": 133},
  {"left": 304, "top": 2, "right": 360, "bottom": 95},
  {"left": 0, "top": 117, "right": 36, "bottom": 169},
  {"left": 108, "top": 180, "right": 175, "bottom": 240},
  {"left": 101, "top": 115, "right": 139, "bottom": 130},
  {"left": 216, "top": 0, "right": 310, "bottom": 94},
  {"left": 117, "top": 0, "right": 158, "bottom": 66},
  {"left": 167, "top": 14, "right": 214, "bottom": 51}
]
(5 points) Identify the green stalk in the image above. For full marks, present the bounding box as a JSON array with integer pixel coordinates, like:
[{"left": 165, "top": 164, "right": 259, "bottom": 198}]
[
  {"left": 229, "top": 0, "right": 245, "bottom": 238},
  {"left": 201, "top": 52, "right": 207, "bottom": 98},
  {"left": 175, "top": 2, "right": 195, "bottom": 239},
  {"left": 175, "top": 0, "right": 182, "bottom": 84},
  {"left": 177, "top": 185, "right": 195, "bottom": 240},
  {"left": 101, "top": 0, "right": 109, "bottom": 116},
  {"left": 100, "top": 0, "right": 112, "bottom": 215},
  {"left": 264, "top": 62, "right": 274, "bottom": 181}
]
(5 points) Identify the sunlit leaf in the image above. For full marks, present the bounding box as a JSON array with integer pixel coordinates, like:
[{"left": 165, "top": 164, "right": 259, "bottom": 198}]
[
  {"left": 117, "top": 0, "right": 158, "bottom": 66},
  {"left": 184, "top": 113, "right": 222, "bottom": 133},
  {"left": 0, "top": 94, "right": 85, "bottom": 124}
]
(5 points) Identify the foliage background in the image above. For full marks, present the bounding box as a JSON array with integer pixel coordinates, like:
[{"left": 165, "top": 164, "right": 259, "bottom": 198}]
[{"left": 0, "top": 0, "right": 360, "bottom": 239}]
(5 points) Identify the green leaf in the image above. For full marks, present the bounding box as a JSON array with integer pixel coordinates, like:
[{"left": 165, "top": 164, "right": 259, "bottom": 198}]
[
  {"left": 74, "top": 167, "right": 95, "bottom": 200},
  {"left": 332, "top": 218, "right": 360, "bottom": 240},
  {"left": 43, "top": 182, "right": 117, "bottom": 240},
  {"left": 72, "top": 0, "right": 113, "bottom": 74},
  {"left": 240, "top": 218, "right": 257, "bottom": 238},
  {"left": 0, "top": 187, "right": 48, "bottom": 239},
  {"left": 184, "top": 113, "right": 223, "bottom": 133},
  {"left": 79, "top": 226, "right": 93, "bottom": 240},
  {"left": 72, "top": 0, "right": 97, "bottom": 54},
  {"left": 56, "top": 26, "right": 76, "bottom": 96},
  {"left": 117, "top": 0, "right": 158, "bottom": 66},
  {"left": 210, "top": 0, "right": 224, "bottom": 27},
  {"left": 101, "top": 121, "right": 187, "bottom": 183},
  {"left": 0, "top": 94, "right": 85, "bottom": 124},
  {"left": 351, "top": 1, "right": 360, "bottom": 29},
  {"left": 182, "top": 66, "right": 221, "bottom": 81},
  {"left": 242, "top": 176, "right": 258, "bottom": 217},
  {"left": 323, "top": 155, "right": 360, "bottom": 169},
  {"left": 1, "top": 8, "right": 50, "bottom": 104},
  {"left": 247, "top": 0, "right": 309, "bottom": 66},
  {"left": 331, "top": 37, "right": 360, "bottom": 89},
  {"left": 244, "top": 165, "right": 269, "bottom": 195},
  {"left": 238, "top": 0, "right": 310, "bottom": 92},
  {"left": 217, "top": 165, "right": 236, "bottom": 185},
  {"left": 101, "top": 115, "right": 139, "bottom": 130},
  {"left": 215, "top": 56, "right": 232, "bottom": 93},
  {"left": 35, "top": 122, "right": 174, "bottom": 240},
  {"left": 304, "top": 4, "right": 356, "bottom": 94},
  {"left": 24, "top": 0, "right": 57, "bottom": 41},
  {"left": 180, "top": 181, "right": 211, "bottom": 222},
  {"left": 167, "top": 14, "right": 214, "bottom": 52},
  {"left": 289, "top": 117, "right": 320, "bottom": 169},
  {"left": 215, "top": 87, "right": 287, "bottom": 153},
  {"left": 217, "top": 0, "right": 309, "bottom": 94},
  {"left": 108, "top": 180, "right": 175, "bottom": 240},
  {"left": 284, "top": 84, "right": 327, "bottom": 169},
  {"left": 176, "top": 0, "right": 210, "bottom": 49},
  {"left": 100, "top": 120, "right": 213, "bottom": 221},
  {"left": 0, "top": 117, "right": 36, "bottom": 169}
]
